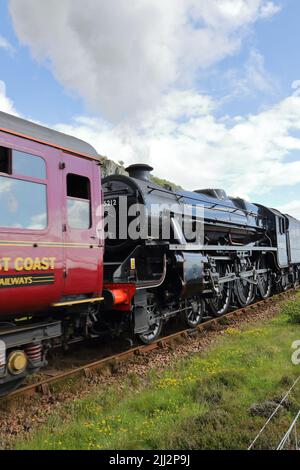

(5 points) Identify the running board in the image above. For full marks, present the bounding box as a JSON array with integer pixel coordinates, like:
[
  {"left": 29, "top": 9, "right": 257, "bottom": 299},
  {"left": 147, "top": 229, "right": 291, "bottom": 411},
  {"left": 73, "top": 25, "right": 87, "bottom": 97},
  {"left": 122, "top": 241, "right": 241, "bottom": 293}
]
[
  {"left": 52, "top": 297, "right": 104, "bottom": 307},
  {"left": 170, "top": 244, "right": 277, "bottom": 252}
]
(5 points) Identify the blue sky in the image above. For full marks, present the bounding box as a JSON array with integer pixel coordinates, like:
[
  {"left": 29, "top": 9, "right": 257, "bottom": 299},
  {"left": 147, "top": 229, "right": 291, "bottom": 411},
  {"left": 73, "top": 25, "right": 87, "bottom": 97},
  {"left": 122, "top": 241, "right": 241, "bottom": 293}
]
[
  {"left": 0, "top": 1, "right": 81, "bottom": 123},
  {"left": 1, "top": 0, "right": 300, "bottom": 218}
]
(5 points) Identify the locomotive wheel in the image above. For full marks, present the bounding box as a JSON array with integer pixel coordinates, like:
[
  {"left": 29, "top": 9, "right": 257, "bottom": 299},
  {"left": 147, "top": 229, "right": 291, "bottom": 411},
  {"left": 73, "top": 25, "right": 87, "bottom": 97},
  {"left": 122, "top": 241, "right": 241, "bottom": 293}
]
[
  {"left": 138, "top": 304, "right": 163, "bottom": 345},
  {"left": 256, "top": 257, "right": 272, "bottom": 299},
  {"left": 181, "top": 298, "right": 203, "bottom": 328},
  {"left": 0, "top": 378, "right": 25, "bottom": 397},
  {"left": 235, "top": 264, "right": 255, "bottom": 307},
  {"left": 208, "top": 264, "right": 233, "bottom": 317}
]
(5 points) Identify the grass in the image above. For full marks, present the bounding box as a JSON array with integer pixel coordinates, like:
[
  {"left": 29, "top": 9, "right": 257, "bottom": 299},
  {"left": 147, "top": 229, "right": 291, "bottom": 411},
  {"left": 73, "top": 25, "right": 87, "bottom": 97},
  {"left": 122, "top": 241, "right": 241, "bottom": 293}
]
[
  {"left": 282, "top": 299, "right": 300, "bottom": 324},
  {"left": 14, "top": 294, "right": 300, "bottom": 450}
]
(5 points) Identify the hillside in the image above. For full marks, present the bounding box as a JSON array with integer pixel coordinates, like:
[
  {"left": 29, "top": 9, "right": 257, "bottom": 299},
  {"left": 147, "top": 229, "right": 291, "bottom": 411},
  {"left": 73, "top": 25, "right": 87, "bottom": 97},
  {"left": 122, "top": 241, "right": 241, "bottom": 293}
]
[{"left": 100, "top": 157, "right": 180, "bottom": 190}]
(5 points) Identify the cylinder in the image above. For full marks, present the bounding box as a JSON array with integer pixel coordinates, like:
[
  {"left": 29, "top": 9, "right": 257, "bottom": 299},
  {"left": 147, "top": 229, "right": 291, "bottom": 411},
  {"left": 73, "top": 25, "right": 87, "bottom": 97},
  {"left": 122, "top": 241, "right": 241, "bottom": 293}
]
[{"left": 103, "top": 288, "right": 129, "bottom": 309}]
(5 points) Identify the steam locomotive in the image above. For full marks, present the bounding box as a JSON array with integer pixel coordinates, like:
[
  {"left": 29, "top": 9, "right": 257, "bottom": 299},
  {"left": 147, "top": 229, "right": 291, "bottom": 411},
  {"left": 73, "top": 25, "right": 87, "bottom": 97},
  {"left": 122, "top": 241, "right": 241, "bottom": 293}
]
[
  {"left": 0, "top": 110, "right": 299, "bottom": 396},
  {"left": 102, "top": 164, "right": 300, "bottom": 343}
]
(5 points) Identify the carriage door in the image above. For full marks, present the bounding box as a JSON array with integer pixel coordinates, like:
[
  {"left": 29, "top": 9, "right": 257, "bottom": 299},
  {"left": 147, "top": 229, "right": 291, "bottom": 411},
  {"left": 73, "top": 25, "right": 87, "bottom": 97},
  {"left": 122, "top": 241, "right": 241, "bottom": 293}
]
[{"left": 62, "top": 153, "right": 103, "bottom": 297}]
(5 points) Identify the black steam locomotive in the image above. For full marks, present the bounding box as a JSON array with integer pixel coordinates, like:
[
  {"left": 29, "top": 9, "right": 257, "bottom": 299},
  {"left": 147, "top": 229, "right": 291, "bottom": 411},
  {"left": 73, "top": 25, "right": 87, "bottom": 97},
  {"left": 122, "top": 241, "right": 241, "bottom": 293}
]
[{"left": 102, "top": 164, "right": 300, "bottom": 343}]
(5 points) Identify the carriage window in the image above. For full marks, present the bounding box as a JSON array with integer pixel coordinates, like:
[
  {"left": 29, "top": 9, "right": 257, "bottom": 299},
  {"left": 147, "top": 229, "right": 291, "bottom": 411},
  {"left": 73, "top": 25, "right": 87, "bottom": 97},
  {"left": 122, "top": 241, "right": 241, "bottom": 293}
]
[
  {"left": 67, "top": 174, "right": 91, "bottom": 229},
  {"left": 0, "top": 146, "right": 11, "bottom": 174},
  {"left": 13, "top": 150, "right": 46, "bottom": 179},
  {"left": 0, "top": 176, "right": 47, "bottom": 229}
]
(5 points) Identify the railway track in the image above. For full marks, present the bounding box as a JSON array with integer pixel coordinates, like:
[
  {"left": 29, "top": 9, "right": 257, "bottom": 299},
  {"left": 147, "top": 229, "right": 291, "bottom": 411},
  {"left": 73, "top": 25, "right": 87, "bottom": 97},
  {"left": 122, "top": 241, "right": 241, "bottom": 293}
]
[{"left": 1, "top": 288, "right": 298, "bottom": 404}]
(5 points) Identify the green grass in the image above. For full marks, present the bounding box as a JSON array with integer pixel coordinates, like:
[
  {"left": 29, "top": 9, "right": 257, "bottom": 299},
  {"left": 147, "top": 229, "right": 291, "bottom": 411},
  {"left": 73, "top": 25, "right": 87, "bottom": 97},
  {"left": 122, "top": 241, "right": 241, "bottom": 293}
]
[
  {"left": 14, "top": 295, "right": 300, "bottom": 450},
  {"left": 282, "top": 299, "right": 300, "bottom": 324},
  {"left": 150, "top": 175, "right": 181, "bottom": 190}
]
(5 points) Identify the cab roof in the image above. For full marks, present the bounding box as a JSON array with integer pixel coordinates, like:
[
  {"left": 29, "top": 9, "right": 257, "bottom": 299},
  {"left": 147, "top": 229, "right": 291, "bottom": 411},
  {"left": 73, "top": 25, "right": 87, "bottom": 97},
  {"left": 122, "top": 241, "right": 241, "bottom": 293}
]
[{"left": 0, "top": 111, "right": 99, "bottom": 159}]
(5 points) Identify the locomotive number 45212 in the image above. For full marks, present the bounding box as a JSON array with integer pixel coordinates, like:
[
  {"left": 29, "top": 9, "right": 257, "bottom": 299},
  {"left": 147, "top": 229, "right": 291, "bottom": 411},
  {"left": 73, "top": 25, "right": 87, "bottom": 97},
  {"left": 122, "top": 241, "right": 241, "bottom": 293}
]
[{"left": 104, "top": 199, "right": 117, "bottom": 207}]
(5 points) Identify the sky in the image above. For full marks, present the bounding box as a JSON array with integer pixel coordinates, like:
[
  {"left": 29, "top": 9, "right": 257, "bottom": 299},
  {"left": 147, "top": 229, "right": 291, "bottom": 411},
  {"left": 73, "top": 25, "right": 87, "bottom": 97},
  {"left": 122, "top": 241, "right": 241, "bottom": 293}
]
[{"left": 0, "top": 0, "right": 300, "bottom": 218}]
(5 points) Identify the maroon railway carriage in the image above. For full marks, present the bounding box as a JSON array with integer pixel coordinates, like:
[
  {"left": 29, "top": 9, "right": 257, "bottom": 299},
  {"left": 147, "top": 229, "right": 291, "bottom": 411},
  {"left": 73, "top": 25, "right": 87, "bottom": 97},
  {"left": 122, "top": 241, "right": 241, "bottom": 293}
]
[{"left": 0, "top": 111, "right": 107, "bottom": 394}]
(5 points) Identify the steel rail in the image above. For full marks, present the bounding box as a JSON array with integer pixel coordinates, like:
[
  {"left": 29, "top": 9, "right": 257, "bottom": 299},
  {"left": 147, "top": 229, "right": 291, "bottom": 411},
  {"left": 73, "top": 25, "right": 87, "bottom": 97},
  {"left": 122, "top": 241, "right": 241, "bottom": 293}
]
[{"left": 0, "top": 288, "right": 297, "bottom": 403}]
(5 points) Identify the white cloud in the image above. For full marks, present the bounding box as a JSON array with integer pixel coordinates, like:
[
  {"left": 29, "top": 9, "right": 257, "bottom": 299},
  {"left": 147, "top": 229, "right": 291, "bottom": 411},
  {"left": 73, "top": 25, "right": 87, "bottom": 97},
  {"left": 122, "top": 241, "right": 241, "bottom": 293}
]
[
  {"left": 55, "top": 88, "right": 300, "bottom": 200},
  {"left": 245, "top": 50, "right": 274, "bottom": 93},
  {"left": 259, "top": 1, "right": 282, "bottom": 18},
  {"left": 0, "top": 81, "right": 19, "bottom": 115},
  {"left": 0, "top": 75, "right": 299, "bottom": 219},
  {"left": 0, "top": 35, "right": 14, "bottom": 54},
  {"left": 230, "top": 49, "right": 276, "bottom": 96},
  {"left": 9, "top": 0, "right": 280, "bottom": 120},
  {"left": 277, "top": 201, "right": 300, "bottom": 220}
]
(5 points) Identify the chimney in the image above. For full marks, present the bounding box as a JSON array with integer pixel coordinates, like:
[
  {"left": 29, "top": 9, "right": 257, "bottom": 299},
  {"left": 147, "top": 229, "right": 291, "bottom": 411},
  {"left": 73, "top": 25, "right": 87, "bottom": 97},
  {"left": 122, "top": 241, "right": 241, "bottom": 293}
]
[{"left": 125, "top": 164, "right": 153, "bottom": 181}]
